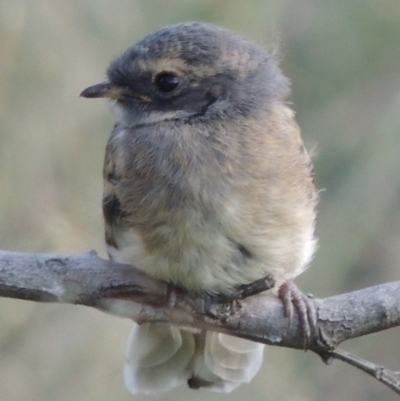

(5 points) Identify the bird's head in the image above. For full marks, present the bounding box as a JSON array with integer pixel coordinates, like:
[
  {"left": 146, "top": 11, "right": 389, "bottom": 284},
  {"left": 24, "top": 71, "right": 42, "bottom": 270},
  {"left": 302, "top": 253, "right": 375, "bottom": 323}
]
[{"left": 81, "top": 22, "right": 289, "bottom": 127}]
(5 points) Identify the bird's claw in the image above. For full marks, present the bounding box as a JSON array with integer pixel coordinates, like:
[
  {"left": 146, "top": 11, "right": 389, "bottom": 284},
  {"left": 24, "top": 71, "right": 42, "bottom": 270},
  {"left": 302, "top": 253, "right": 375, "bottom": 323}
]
[{"left": 278, "top": 280, "right": 317, "bottom": 349}]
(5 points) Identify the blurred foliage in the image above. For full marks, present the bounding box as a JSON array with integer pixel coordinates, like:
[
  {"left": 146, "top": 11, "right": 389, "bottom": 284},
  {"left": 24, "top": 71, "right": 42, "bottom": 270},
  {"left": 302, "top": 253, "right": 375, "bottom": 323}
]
[{"left": 1, "top": 0, "right": 400, "bottom": 400}]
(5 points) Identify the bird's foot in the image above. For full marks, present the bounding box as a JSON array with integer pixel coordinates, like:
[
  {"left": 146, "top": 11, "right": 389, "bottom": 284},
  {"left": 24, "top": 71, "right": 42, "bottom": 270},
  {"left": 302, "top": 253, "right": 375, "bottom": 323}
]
[{"left": 278, "top": 280, "right": 317, "bottom": 349}]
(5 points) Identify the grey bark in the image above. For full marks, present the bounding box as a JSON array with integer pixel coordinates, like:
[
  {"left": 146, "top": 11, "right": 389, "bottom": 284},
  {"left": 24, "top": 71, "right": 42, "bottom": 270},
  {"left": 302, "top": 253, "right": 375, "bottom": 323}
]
[{"left": 0, "top": 250, "right": 400, "bottom": 393}]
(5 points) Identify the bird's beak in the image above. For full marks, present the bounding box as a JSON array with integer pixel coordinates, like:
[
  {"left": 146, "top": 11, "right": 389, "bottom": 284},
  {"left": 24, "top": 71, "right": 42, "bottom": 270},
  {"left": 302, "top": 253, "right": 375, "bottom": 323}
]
[{"left": 80, "top": 81, "right": 130, "bottom": 99}]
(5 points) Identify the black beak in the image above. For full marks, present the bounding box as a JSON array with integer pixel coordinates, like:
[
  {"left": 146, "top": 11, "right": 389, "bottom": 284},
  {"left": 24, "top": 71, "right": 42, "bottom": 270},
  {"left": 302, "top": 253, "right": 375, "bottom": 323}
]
[{"left": 80, "top": 81, "right": 131, "bottom": 99}]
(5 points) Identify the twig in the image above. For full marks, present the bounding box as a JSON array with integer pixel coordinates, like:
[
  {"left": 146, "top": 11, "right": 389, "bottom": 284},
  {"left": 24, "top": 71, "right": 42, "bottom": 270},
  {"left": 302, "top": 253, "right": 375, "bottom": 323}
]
[
  {"left": 328, "top": 348, "right": 400, "bottom": 395},
  {"left": 0, "top": 249, "right": 400, "bottom": 394}
]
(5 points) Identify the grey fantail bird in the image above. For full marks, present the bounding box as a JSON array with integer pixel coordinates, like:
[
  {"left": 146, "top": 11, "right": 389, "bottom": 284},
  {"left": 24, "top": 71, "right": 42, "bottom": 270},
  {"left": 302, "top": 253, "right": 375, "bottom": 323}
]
[{"left": 81, "top": 21, "right": 318, "bottom": 394}]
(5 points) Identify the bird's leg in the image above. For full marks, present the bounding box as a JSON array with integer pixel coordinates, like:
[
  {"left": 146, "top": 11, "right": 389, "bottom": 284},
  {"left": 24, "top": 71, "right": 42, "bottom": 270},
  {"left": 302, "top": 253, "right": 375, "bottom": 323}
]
[
  {"left": 278, "top": 280, "right": 317, "bottom": 348},
  {"left": 203, "top": 275, "right": 275, "bottom": 320},
  {"left": 231, "top": 274, "right": 275, "bottom": 300},
  {"left": 209, "top": 275, "right": 275, "bottom": 304}
]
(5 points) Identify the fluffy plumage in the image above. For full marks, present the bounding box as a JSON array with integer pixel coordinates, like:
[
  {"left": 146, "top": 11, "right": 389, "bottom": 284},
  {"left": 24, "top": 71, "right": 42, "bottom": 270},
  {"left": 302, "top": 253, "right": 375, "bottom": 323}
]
[{"left": 81, "top": 22, "right": 318, "bottom": 394}]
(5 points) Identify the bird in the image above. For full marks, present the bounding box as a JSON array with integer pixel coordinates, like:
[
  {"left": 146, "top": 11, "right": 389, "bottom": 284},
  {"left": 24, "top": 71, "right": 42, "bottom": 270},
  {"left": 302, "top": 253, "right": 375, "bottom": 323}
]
[{"left": 81, "top": 22, "right": 318, "bottom": 394}]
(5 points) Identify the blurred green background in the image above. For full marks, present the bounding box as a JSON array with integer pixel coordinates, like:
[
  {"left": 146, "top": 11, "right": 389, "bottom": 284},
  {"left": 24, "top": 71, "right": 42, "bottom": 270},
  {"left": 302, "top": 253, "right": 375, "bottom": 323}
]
[{"left": 1, "top": 0, "right": 400, "bottom": 400}]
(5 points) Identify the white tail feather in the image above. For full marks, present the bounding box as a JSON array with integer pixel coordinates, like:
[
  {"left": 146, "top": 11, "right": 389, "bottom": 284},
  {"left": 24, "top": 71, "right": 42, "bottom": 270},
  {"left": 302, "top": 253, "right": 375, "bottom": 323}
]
[
  {"left": 204, "top": 332, "right": 264, "bottom": 383},
  {"left": 123, "top": 324, "right": 264, "bottom": 394},
  {"left": 124, "top": 323, "right": 195, "bottom": 394}
]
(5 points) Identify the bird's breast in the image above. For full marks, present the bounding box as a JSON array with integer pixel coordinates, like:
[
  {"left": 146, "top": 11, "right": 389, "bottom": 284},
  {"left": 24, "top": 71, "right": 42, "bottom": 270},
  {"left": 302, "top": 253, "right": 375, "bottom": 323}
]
[{"left": 104, "top": 115, "right": 317, "bottom": 294}]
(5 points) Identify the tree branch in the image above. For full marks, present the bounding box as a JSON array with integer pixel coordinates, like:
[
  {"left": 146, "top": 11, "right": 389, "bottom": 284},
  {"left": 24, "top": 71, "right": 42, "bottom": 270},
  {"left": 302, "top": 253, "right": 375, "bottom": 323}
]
[{"left": 1, "top": 250, "right": 400, "bottom": 393}]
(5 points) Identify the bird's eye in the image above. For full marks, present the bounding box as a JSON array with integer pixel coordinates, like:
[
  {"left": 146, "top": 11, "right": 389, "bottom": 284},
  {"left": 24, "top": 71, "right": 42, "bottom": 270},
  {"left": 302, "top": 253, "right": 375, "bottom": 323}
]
[{"left": 154, "top": 73, "right": 180, "bottom": 93}]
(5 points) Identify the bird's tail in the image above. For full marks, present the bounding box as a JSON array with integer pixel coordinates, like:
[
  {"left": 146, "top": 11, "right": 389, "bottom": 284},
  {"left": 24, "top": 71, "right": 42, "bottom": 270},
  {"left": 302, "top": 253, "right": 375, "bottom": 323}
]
[{"left": 124, "top": 323, "right": 265, "bottom": 394}]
